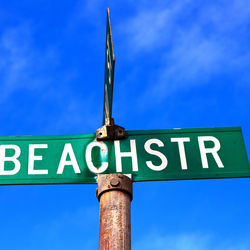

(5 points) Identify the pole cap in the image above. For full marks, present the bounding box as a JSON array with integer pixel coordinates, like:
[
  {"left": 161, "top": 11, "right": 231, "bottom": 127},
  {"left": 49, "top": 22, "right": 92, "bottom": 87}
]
[{"left": 96, "top": 174, "right": 133, "bottom": 201}]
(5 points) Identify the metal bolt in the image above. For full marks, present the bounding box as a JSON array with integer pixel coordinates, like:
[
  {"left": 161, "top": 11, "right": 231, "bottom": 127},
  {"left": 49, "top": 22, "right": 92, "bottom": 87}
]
[{"left": 110, "top": 178, "right": 120, "bottom": 187}]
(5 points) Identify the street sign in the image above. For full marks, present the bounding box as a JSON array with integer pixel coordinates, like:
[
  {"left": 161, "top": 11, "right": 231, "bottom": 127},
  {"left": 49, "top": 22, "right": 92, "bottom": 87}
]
[
  {"left": 102, "top": 8, "right": 115, "bottom": 125},
  {"left": 0, "top": 127, "right": 248, "bottom": 185}
]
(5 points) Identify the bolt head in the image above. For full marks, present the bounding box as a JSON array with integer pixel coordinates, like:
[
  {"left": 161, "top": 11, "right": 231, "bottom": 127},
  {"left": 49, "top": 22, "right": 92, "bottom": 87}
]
[{"left": 110, "top": 178, "right": 120, "bottom": 187}]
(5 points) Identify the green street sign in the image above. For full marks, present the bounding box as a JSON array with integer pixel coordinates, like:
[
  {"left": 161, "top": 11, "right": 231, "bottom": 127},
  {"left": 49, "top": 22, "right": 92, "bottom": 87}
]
[
  {"left": 0, "top": 127, "right": 248, "bottom": 185},
  {"left": 103, "top": 8, "right": 115, "bottom": 125}
]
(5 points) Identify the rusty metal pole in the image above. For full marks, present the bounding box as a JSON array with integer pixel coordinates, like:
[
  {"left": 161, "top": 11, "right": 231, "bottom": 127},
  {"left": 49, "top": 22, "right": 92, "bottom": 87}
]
[{"left": 96, "top": 174, "right": 132, "bottom": 250}]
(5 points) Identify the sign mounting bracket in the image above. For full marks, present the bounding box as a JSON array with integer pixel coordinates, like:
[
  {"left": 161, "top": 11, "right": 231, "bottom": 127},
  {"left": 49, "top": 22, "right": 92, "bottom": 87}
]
[{"left": 96, "top": 118, "right": 126, "bottom": 141}]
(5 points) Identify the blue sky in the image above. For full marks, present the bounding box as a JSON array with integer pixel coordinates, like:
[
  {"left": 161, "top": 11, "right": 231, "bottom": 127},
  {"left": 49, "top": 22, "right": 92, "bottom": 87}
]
[{"left": 0, "top": 0, "right": 249, "bottom": 249}]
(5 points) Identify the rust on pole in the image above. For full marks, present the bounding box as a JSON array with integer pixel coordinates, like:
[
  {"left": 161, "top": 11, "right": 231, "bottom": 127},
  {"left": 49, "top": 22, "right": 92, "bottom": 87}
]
[{"left": 96, "top": 174, "right": 132, "bottom": 250}]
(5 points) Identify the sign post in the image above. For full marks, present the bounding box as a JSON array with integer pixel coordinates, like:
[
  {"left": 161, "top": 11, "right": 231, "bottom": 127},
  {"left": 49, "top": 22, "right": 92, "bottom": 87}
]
[
  {"left": 97, "top": 174, "right": 132, "bottom": 250},
  {"left": 96, "top": 8, "right": 132, "bottom": 250}
]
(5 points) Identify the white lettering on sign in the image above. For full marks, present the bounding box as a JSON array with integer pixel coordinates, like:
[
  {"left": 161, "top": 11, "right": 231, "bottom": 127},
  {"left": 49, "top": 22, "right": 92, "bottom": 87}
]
[
  {"left": 28, "top": 144, "right": 48, "bottom": 175},
  {"left": 0, "top": 145, "right": 21, "bottom": 175},
  {"left": 57, "top": 143, "right": 80, "bottom": 174},
  {"left": 171, "top": 137, "right": 190, "bottom": 170},
  {"left": 144, "top": 139, "right": 168, "bottom": 171},
  {"left": 86, "top": 141, "right": 108, "bottom": 174},
  {"left": 114, "top": 139, "right": 138, "bottom": 172},
  {"left": 198, "top": 136, "right": 224, "bottom": 169},
  {"left": 0, "top": 135, "right": 227, "bottom": 179}
]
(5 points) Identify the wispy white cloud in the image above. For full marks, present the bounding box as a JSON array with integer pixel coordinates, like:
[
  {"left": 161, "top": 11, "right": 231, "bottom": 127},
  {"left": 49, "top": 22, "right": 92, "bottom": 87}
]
[
  {"left": 118, "top": 0, "right": 250, "bottom": 105},
  {"left": 0, "top": 23, "right": 58, "bottom": 100},
  {"left": 121, "top": 9, "right": 170, "bottom": 53},
  {"left": 65, "top": 0, "right": 106, "bottom": 31},
  {"left": 117, "top": 0, "right": 188, "bottom": 53},
  {"left": 0, "top": 22, "right": 101, "bottom": 134}
]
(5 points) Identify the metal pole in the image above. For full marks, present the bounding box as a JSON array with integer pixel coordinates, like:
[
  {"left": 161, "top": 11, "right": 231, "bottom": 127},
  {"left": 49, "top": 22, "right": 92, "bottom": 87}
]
[{"left": 96, "top": 174, "right": 132, "bottom": 250}]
